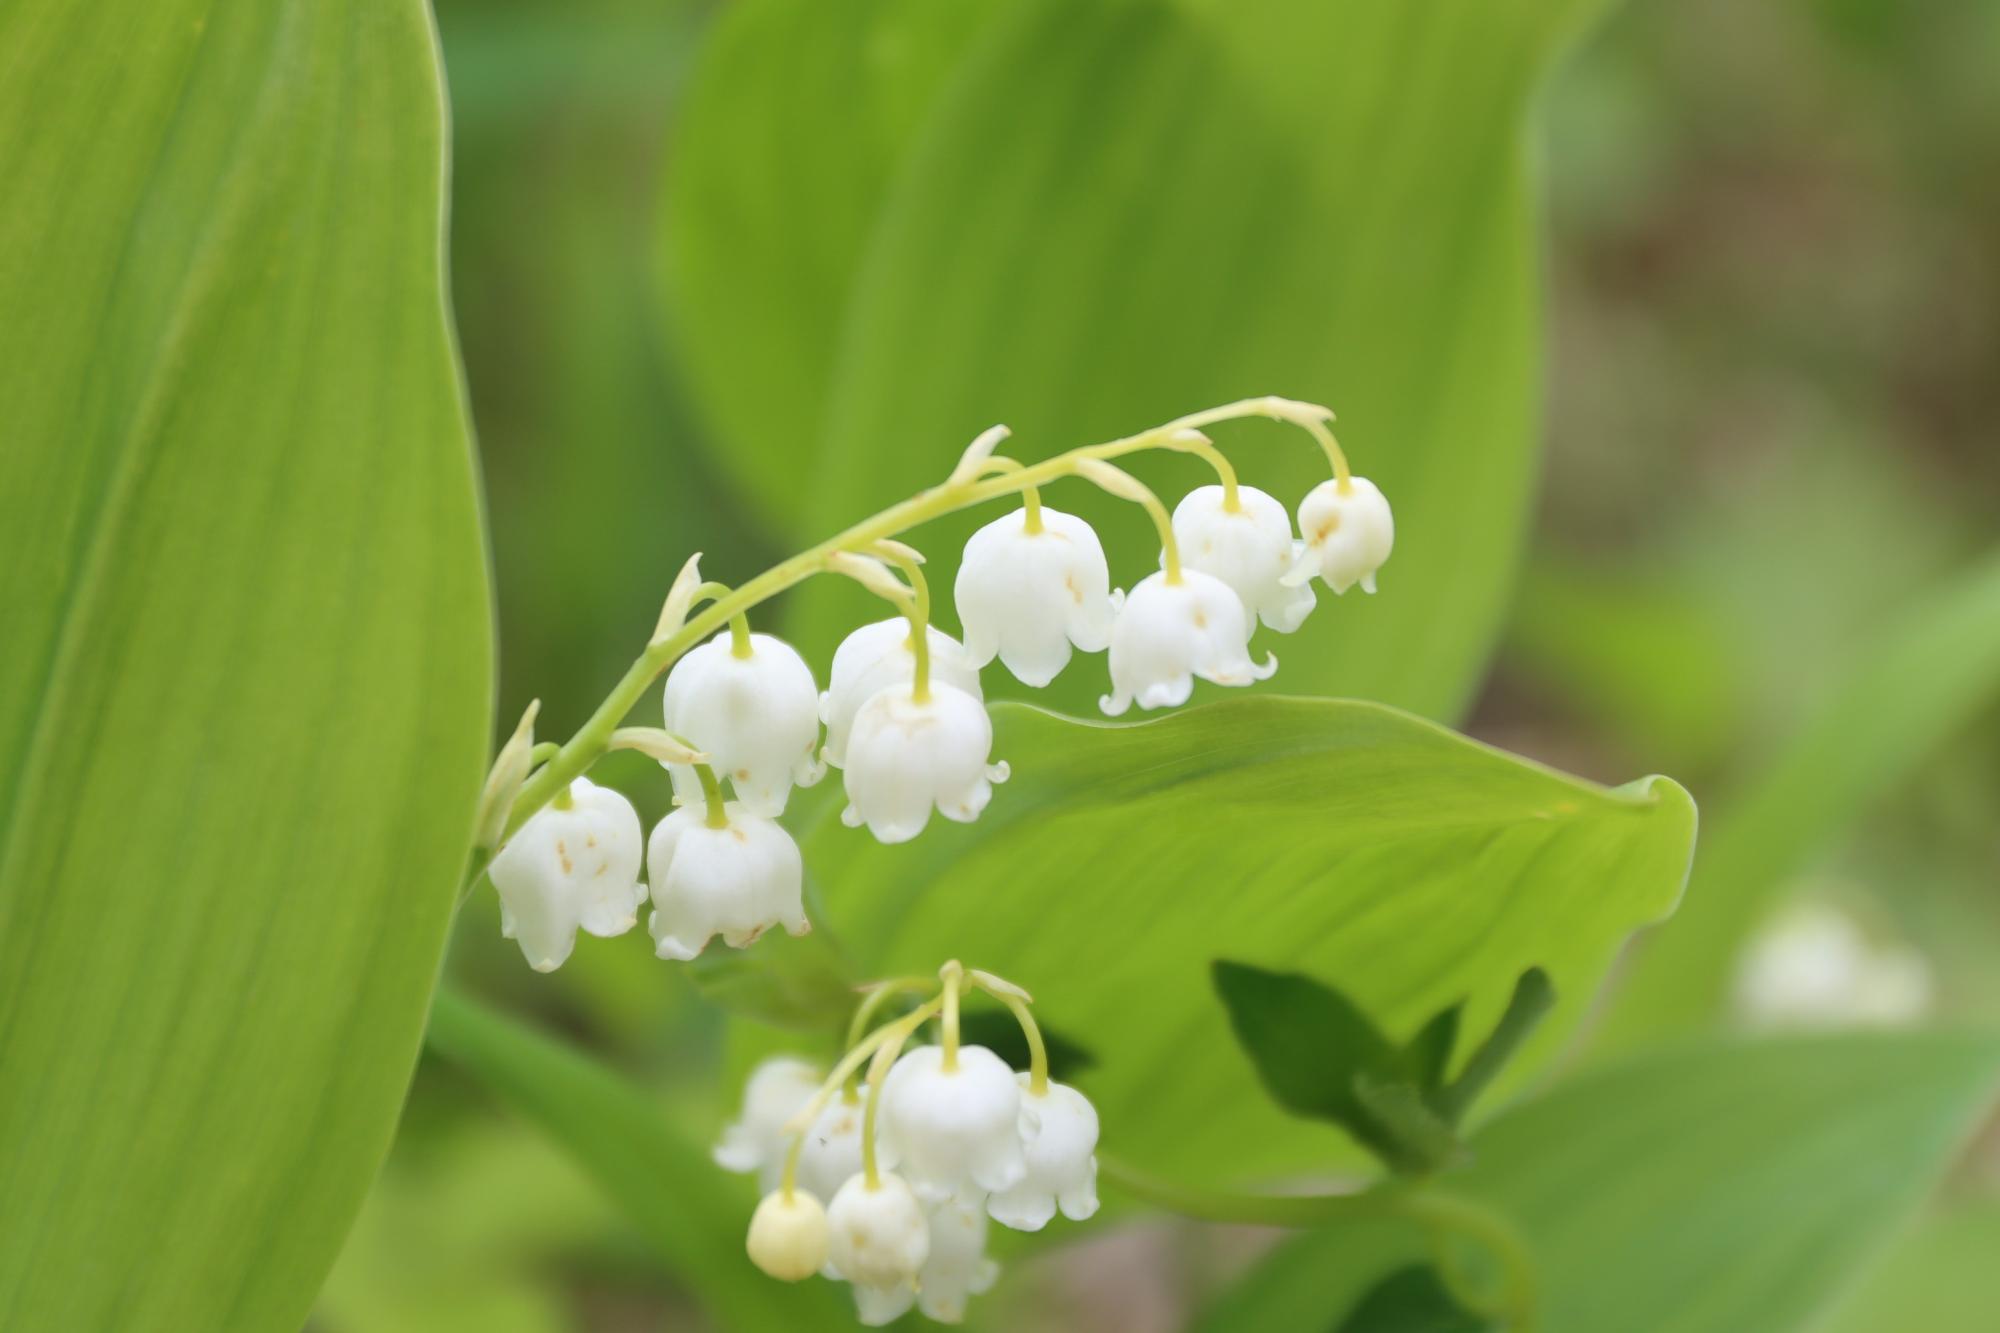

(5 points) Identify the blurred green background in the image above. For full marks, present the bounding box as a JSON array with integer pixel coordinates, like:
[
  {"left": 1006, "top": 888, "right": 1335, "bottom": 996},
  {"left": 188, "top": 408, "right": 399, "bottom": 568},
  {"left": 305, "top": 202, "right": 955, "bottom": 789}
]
[{"left": 315, "top": 0, "right": 1999, "bottom": 1327}]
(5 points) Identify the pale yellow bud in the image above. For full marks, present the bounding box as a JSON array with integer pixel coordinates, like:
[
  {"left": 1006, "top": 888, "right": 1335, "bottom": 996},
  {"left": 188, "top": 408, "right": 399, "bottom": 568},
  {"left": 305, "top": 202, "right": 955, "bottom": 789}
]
[{"left": 746, "top": 1189, "right": 829, "bottom": 1281}]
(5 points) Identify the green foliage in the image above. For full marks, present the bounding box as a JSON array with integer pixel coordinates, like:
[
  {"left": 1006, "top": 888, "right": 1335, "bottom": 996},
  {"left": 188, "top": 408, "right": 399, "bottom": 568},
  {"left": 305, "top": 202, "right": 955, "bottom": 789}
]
[
  {"left": 1335, "top": 1266, "right": 1490, "bottom": 1333},
  {"left": 720, "top": 696, "right": 1692, "bottom": 1184},
  {"left": 0, "top": 0, "right": 492, "bottom": 1328},
  {"left": 1203, "top": 1034, "right": 2000, "bottom": 1333},
  {"left": 1213, "top": 962, "right": 1554, "bottom": 1172},
  {"left": 426, "top": 990, "right": 845, "bottom": 1328},
  {"left": 1826, "top": 1196, "right": 2000, "bottom": 1333},
  {"left": 666, "top": 0, "right": 1598, "bottom": 720},
  {"left": 1600, "top": 549, "right": 2000, "bottom": 1045}
]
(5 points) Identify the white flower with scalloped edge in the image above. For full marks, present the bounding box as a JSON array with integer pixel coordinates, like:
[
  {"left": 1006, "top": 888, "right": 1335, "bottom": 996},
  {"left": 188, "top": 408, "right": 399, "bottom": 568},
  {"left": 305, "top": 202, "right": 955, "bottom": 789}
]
[
  {"left": 821, "top": 617, "right": 983, "bottom": 770},
  {"left": 987, "top": 1076, "right": 1100, "bottom": 1231},
  {"left": 1172, "top": 484, "right": 1316, "bottom": 634},
  {"left": 661, "top": 630, "right": 824, "bottom": 815},
  {"left": 827, "top": 1172, "right": 930, "bottom": 1325},
  {"left": 955, "top": 506, "right": 1120, "bottom": 687},
  {"left": 713, "top": 1055, "right": 822, "bottom": 1191},
  {"left": 1100, "top": 568, "right": 1276, "bottom": 716},
  {"left": 646, "top": 801, "right": 807, "bottom": 961},
  {"left": 1287, "top": 476, "right": 1393, "bottom": 595},
  {"left": 918, "top": 1197, "right": 1001, "bottom": 1324},
  {"left": 488, "top": 776, "right": 646, "bottom": 972},
  {"left": 840, "top": 683, "right": 1008, "bottom": 843},
  {"left": 879, "top": 1044, "right": 1026, "bottom": 1204}
]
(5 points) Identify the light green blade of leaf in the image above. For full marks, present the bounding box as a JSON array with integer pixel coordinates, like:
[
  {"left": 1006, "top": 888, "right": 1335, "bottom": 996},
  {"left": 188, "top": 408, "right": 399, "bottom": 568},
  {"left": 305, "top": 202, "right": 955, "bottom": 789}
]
[
  {"left": 675, "top": 0, "right": 1593, "bottom": 719},
  {"left": 775, "top": 697, "right": 1694, "bottom": 1185},
  {"left": 1199, "top": 1033, "right": 2000, "bottom": 1333},
  {"left": 1596, "top": 548, "right": 2000, "bottom": 1047},
  {"left": 425, "top": 989, "right": 849, "bottom": 1328},
  {"left": 658, "top": 0, "right": 1005, "bottom": 533},
  {"left": 1823, "top": 1194, "right": 2000, "bottom": 1333},
  {"left": 0, "top": 1, "right": 492, "bottom": 1327}
]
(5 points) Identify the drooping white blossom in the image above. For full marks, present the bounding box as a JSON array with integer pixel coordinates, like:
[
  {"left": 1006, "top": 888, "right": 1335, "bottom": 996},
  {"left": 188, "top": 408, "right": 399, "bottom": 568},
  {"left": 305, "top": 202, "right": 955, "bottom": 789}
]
[
  {"left": 879, "top": 1044, "right": 1027, "bottom": 1203},
  {"left": 488, "top": 776, "right": 646, "bottom": 972},
  {"left": 661, "top": 630, "right": 824, "bottom": 815},
  {"left": 826, "top": 1172, "right": 930, "bottom": 1324},
  {"left": 746, "top": 1189, "right": 830, "bottom": 1282},
  {"left": 795, "top": 1095, "right": 869, "bottom": 1204},
  {"left": 1172, "top": 484, "right": 1316, "bottom": 633},
  {"left": 917, "top": 1197, "right": 1001, "bottom": 1323},
  {"left": 1287, "top": 476, "right": 1394, "bottom": 595},
  {"left": 955, "top": 507, "right": 1119, "bottom": 687},
  {"left": 840, "top": 683, "right": 1008, "bottom": 843},
  {"left": 1100, "top": 569, "right": 1276, "bottom": 716},
  {"left": 714, "top": 1055, "right": 823, "bottom": 1190},
  {"left": 646, "top": 802, "right": 807, "bottom": 961},
  {"left": 821, "top": 618, "right": 982, "bottom": 770},
  {"left": 987, "top": 1077, "right": 1100, "bottom": 1231}
]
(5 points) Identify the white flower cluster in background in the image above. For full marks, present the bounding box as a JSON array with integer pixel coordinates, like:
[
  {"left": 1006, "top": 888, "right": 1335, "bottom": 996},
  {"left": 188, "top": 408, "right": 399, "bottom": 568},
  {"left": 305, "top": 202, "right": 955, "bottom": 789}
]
[
  {"left": 1733, "top": 899, "right": 1934, "bottom": 1031},
  {"left": 723, "top": 965, "right": 1098, "bottom": 1325},
  {"left": 477, "top": 400, "right": 1392, "bottom": 972}
]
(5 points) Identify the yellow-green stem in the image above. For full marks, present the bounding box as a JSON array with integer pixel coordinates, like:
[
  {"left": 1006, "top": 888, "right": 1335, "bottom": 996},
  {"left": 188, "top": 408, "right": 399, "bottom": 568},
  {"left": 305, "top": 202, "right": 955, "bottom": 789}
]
[
  {"left": 692, "top": 763, "right": 729, "bottom": 829},
  {"left": 843, "top": 977, "right": 936, "bottom": 1098},
  {"left": 939, "top": 961, "right": 964, "bottom": 1072},
  {"left": 979, "top": 457, "right": 1045, "bottom": 533},
  {"left": 999, "top": 992, "right": 1048, "bottom": 1094},
  {"left": 870, "top": 543, "right": 933, "bottom": 702},
  {"left": 1170, "top": 433, "right": 1241, "bottom": 511},
  {"left": 861, "top": 1024, "right": 912, "bottom": 1189}
]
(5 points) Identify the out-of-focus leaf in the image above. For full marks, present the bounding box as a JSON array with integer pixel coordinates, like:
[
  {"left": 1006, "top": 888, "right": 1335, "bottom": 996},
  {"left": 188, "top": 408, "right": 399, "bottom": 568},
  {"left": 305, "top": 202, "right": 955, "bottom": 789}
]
[
  {"left": 0, "top": 1, "right": 491, "bottom": 1328},
  {"left": 666, "top": 0, "right": 1599, "bottom": 718},
  {"left": 1201, "top": 1034, "right": 2000, "bottom": 1333},
  {"left": 1335, "top": 1266, "right": 1491, "bottom": 1333},
  {"left": 660, "top": 0, "right": 1004, "bottom": 531},
  {"left": 1599, "top": 549, "right": 2000, "bottom": 1046},
  {"left": 426, "top": 990, "right": 847, "bottom": 1328},
  {"left": 738, "top": 697, "right": 1694, "bottom": 1185},
  {"left": 1823, "top": 1195, "right": 2000, "bottom": 1333}
]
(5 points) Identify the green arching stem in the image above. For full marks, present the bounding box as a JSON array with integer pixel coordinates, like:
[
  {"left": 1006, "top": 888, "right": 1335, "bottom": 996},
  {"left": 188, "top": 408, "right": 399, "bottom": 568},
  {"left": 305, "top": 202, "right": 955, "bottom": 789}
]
[
  {"left": 1297, "top": 414, "right": 1354, "bottom": 490},
  {"left": 786, "top": 998, "right": 946, "bottom": 1153},
  {"left": 979, "top": 456, "right": 1044, "bottom": 533},
  {"left": 1097, "top": 1157, "right": 1537, "bottom": 1329},
  {"left": 1081, "top": 463, "right": 1182, "bottom": 583},
  {"left": 486, "top": 396, "right": 1341, "bottom": 856},
  {"left": 939, "top": 961, "right": 964, "bottom": 1072},
  {"left": 869, "top": 542, "right": 933, "bottom": 702},
  {"left": 691, "top": 762, "right": 729, "bottom": 829},
  {"left": 843, "top": 977, "right": 937, "bottom": 1099},
  {"left": 779, "top": 1130, "right": 806, "bottom": 1201},
  {"left": 1168, "top": 432, "right": 1242, "bottom": 512},
  {"left": 997, "top": 991, "right": 1047, "bottom": 1095},
  {"left": 682, "top": 580, "right": 754, "bottom": 657},
  {"left": 860, "top": 1021, "right": 915, "bottom": 1189},
  {"left": 526, "top": 741, "right": 560, "bottom": 766}
]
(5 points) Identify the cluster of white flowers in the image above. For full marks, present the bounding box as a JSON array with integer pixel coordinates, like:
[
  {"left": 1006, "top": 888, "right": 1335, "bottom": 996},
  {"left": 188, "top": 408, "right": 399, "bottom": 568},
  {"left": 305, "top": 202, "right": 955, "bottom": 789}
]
[
  {"left": 722, "top": 966, "right": 1098, "bottom": 1325},
  {"left": 480, "top": 401, "right": 1391, "bottom": 971}
]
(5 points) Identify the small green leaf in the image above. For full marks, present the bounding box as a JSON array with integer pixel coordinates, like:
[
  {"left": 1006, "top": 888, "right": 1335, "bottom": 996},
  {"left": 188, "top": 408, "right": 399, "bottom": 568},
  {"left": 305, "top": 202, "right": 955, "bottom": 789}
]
[
  {"left": 426, "top": 990, "right": 846, "bottom": 1329},
  {"left": 1204, "top": 1034, "right": 2000, "bottom": 1333},
  {"left": 1335, "top": 1265, "right": 1492, "bottom": 1333},
  {"left": 1436, "top": 968, "right": 1556, "bottom": 1123},
  {"left": 0, "top": 0, "right": 491, "bottom": 1326}
]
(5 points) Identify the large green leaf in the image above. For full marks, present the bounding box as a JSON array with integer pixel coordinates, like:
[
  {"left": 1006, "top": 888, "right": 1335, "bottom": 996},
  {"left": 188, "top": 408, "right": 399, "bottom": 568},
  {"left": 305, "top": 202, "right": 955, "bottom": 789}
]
[
  {"left": 1598, "top": 549, "right": 2000, "bottom": 1046},
  {"left": 0, "top": 1, "right": 491, "bottom": 1327},
  {"left": 1825, "top": 1195, "right": 2000, "bottom": 1333},
  {"left": 426, "top": 990, "right": 847, "bottom": 1328},
  {"left": 667, "top": 0, "right": 1595, "bottom": 719},
  {"left": 1199, "top": 1034, "right": 2000, "bottom": 1332},
  {"left": 757, "top": 697, "right": 1694, "bottom": 1185}
]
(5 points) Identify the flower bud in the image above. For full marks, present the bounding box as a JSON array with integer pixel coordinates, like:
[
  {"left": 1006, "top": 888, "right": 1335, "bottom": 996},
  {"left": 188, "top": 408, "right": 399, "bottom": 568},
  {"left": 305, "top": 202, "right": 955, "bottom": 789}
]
[
  {"left": 1172, "top": 484, "right": 1315, "bottom": 633},
  {"left": 746, "top": 1189, "right": 830, "bottom": 1281},
  {"left": 820, "top": 617, "right": 982, "bottom": 770},
  {"left": 662, "top": 631, "right": 824, "bottom": 815},
  {"left": 840, "top": 683, "right": 1008, "bottom": 843},
  {"left": 988, "top": 1077, "right": 1100, "bottom": 1231},
  {"left": 955, "top": 506, "right": 1119, "bottom": 686},
  {"left": 1100, "top": 569, "right": 1276, "bottom": 716},
  {"left": 1288, "top": 476, "right": 1393, "bottom": 595},
  {"left": 647, "top": 802, "right": 807, "bottom": 960},
  {"left": 488, "top": 777, "right": 645, "bottom": 972}
]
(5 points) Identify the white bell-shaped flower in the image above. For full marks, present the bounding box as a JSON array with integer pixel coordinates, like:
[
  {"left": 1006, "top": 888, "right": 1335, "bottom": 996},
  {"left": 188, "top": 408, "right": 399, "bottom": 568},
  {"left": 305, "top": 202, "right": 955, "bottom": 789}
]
[
  {"left": 826, "top": 1172, "right": 930, "bottom": 1321},
  {"left": 879, "top": 1044, "right": 1026, "bottom": 1203},
  {"left": 954, "top": 507, "right": 1119, "bottom": 687},
  {"left": 795, "top": 1095, "right": 869, "bottom": 1204},
  {"left": 1100, "top": 568, "right": 1277, "bottom": 716},
  {"left": 746, "top": 1189, "right": 830, "bottom": 1281},
  {"left": 840, "top": 683, "right": 1008, "bottom": 844},
  {"left": 1288, "top": 476, "right": 1394, "bottom": 595},
  {"left": 918, "top": 1198, "right": 1001, "bottom": 1324},
  {"left": 714, "top": 1055, "right": 822, "bottom": 1190},
  {"left": 646, "top": 802, "right": 807, "bottom": 960},
  {"left": 987, "top": 1077, "right": 1100, "bottom": 1231},
  {"left": 821, "top": 617, "right": 983, "bottom": 770},
  {"left": 1172, "top": 484, "right": 1316, "bottom": 633},
  {"left": 661, "top": 631, "right": 824, "bottom": 815},
  {"left": 488, "top": 777, "right": 645, "bottom": 972}
]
